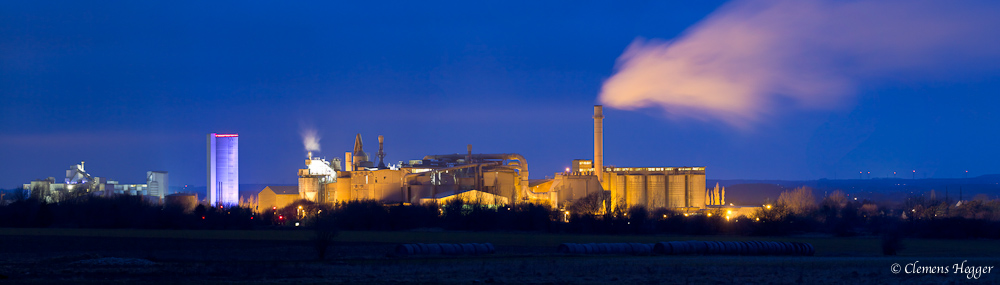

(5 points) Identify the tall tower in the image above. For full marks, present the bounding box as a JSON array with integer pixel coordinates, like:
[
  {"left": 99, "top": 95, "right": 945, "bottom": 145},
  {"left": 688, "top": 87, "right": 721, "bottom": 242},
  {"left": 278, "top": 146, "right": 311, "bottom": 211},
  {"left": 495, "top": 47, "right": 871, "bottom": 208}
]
[
  {"left": 376, "top": 135, "right": 386, "bottom": 169},
  {"left": 207, "top": 133, "right": 239, "bottom": 207},
  {"left": 594, "top": 105, "right": 604, "bottom": 182}
]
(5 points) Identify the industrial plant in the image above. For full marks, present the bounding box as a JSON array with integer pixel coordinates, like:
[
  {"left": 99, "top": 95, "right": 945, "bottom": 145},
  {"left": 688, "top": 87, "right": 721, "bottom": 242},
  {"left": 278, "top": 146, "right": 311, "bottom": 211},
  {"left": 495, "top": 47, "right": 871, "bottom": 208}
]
[
  {"left": 260, "top": 105, "right": 722, "bottom": 215},
  {"left": 18, "top": 106, "right": 723, "bottom": 217},
  {"left": 22, "top": 161, "right": 168, "bottom": 203}
]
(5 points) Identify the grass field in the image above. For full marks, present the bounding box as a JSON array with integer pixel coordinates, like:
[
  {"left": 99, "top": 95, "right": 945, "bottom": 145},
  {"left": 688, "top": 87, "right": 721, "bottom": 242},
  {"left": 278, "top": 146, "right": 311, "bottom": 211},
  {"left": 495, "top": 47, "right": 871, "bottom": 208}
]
[
  {"left": 2, "top": 227, "right": 999, "bottom": 257},
  {"left": 0, "top": 228, "right": 998, "bottom": 283}
]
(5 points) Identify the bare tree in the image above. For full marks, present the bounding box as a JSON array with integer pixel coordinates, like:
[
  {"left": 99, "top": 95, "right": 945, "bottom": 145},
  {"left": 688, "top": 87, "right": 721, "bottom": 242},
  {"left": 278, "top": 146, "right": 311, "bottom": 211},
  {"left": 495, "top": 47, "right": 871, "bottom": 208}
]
[
  {"left": 311, "top": 212, "right": 338, "bottom": 260},
  {"left": 822, "top": 190, "right": 848, "bottom": 210},
  {"left": 567, "top": 191, "right": 609, "bottom": 216},
  {"left": 778, "top": 187, "right": 817, "bottom": 215},
  {"left": 9, "top": 187, "right": 30, "bottom": 202}
]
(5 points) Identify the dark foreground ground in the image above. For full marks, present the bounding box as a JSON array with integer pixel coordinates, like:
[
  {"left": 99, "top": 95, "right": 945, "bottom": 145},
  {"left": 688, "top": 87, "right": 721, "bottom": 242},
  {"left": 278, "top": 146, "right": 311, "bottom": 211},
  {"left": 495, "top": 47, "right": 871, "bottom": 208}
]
[{"left": 0, "top": 229, "right": 997, "bottom": 284}]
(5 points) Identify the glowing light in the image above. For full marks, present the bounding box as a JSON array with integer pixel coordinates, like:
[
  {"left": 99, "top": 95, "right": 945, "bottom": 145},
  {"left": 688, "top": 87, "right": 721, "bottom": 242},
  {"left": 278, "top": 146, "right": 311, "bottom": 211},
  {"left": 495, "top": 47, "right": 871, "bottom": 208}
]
[
  {"left": 707, "top": 213, "right": 712, "bottom": 217},
  {"left": 215, "top": 134, "right": 238, "bottom": 137},
  {"left": 765, "top": 205, "right": 772, "bottom": 210},
  {"left": 683, "top": 213, "right": 689, "bottom": 217}
]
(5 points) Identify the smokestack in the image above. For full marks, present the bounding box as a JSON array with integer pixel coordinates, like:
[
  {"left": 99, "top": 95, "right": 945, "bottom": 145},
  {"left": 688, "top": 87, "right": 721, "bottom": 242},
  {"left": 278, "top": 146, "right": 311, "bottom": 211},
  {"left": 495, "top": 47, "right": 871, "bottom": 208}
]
[
  {"left": 594, "top": 105, "right": 604, "bottom": 182},
  {"left": 466, "top": 144, "right": 472, "bottom": 163},
  {"left": 377, "top": 135, "right": 386, "bottom": 168},
  {"left": 345, "top": 152, "right": 353, "bottom": 172}
]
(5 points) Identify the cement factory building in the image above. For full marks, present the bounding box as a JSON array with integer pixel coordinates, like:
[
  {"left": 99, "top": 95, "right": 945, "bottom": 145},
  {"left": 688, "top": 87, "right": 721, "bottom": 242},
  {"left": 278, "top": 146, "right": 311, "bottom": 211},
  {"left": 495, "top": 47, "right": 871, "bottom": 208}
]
[
  {"left": 263, "top": 105, "right": 709, "bottom": 214},
  {"left": 553, "top": 162, "right": 706, "bottom": 211},
  {"left": 281, "top": 134, "right": 526, "bottom": 208}
]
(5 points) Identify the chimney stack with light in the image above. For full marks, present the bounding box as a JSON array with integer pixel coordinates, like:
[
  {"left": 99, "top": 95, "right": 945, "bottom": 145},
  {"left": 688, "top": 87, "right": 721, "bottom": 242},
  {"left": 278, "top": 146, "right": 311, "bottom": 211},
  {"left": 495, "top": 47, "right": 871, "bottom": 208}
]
[
  {"left": 466, "top": 144, "right": 472, "bottom": 163},
  {"left": 594, "top": 105, "right": 604, "bottom": 182},
  {"left": 377, "top": 135, "right": 386, "bottom": 168}
]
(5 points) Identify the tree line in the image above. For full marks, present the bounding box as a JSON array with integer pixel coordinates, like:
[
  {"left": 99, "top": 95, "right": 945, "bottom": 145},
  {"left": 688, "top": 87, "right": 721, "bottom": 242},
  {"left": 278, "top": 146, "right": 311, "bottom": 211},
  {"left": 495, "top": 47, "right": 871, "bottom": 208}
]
[{"left": 2, "top": 186, "right": 1000, "bottom": 241}]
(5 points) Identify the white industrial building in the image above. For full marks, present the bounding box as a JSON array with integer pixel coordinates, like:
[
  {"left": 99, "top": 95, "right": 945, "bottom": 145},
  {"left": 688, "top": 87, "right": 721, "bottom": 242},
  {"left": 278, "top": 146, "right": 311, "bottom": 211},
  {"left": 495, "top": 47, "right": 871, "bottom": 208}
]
[{"left": 23, "top": 161, "right": 168, "bottom": 203}]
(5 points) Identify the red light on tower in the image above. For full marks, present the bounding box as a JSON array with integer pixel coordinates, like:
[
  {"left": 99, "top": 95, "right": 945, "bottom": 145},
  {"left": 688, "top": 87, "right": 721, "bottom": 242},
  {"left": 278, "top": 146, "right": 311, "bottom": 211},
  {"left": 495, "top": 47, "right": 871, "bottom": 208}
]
[{"left": 215, "top": 134, "right": 239, "bottom": 137}]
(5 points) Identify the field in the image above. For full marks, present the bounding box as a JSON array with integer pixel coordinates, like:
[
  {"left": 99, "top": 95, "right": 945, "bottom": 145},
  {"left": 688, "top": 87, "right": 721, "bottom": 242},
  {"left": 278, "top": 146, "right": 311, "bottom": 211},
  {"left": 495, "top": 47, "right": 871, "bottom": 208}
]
[{"left": 0, "top": 228, "right": 998, "bottom": 283}]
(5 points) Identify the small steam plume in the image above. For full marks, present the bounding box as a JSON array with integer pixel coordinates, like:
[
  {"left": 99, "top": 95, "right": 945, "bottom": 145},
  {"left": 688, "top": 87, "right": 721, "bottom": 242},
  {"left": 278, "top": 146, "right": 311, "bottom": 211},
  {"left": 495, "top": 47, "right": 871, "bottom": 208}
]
[
  {"left": 300, "top": 127, "right": 321, "bottom": 153},
  {"left": 600, "top": 0, "right": 1000, "bottom": 128}
]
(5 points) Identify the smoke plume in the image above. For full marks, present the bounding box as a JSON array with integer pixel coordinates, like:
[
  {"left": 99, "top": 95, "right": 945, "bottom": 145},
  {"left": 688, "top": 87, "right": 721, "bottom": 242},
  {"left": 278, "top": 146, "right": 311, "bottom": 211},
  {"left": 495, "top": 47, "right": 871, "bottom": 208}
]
[
  {"left": 599, "top": 0, "right": 1000, "bottom": 128},
  {"left": 301, "top": 128, "right": 321, "bottom": 152}
]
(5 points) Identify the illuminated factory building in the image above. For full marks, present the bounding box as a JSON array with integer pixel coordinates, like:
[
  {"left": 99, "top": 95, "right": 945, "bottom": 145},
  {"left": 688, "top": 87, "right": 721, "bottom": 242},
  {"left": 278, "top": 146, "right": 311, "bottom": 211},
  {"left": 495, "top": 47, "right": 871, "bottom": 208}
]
[
  {"left": 23, "top": 161, "right": 167, "bottom": 203},
  {"left": 535, "top": 106, "right": 707, "bottom": 212},
  {"left": 269, "top": 105, "right": 709, "bottom": 214},
  {"left": 276, "top": 134, "right": 521, "bottom": 210},
  {"left": 207, "top": 133, "right": 239, "bottom": 206},
  {"left": 554, "top": 161, "right": 706, "bottom": 211}
]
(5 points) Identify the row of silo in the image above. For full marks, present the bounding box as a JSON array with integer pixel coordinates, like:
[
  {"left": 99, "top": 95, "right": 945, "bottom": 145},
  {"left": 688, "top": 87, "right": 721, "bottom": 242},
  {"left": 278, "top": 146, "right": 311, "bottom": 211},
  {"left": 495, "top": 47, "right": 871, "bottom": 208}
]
[{"left": 608, "top": 173, "right": 706, "bottom": 210}]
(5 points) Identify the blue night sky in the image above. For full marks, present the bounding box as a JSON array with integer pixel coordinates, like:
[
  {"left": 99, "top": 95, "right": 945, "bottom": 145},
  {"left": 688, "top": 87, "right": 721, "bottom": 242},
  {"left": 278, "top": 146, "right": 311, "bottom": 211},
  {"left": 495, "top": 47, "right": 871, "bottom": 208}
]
[{"left": 3, "top": 1, "right": 999, "bottom": 189}]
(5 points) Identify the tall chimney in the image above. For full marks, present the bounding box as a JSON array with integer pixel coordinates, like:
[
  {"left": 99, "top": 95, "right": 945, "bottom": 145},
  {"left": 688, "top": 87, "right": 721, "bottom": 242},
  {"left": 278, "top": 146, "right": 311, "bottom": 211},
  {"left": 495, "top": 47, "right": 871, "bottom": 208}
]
[
  {"left": 466, "top": 144, "right": 472, "bottom": 163},
  {"left": 594, "top": 105, "right": 604, "bottom": 182},
  {"left": 376, "top": 135, "right": 386, "bottom": 168}
]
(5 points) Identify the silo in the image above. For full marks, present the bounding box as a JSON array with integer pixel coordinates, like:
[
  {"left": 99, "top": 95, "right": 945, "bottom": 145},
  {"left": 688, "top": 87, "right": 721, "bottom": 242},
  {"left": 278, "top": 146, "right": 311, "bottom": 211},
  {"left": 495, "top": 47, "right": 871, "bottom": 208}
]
[
  {"left": 687, "top": 174, "right": 706, "bottom": 209},
  {"left": 604, "top": 173, "right": 619, "bottom": 209},
  {"left": 646, "top": 175, "right": 666, "bottom": 209},
  {"left": 626, "top": 174, "right": 645, "bottom": 207},
  {"left": 165, "top": 193, "right": 198, "bottom": 213},
  {"left": 667, "top": 175, "right": 686, "bottom": 208},
  {"left": 298, "top": 176, "right": 320, "bottom": 201},
  {"left": 614, "top": 175, "right": 626, "bottom": 210}
]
